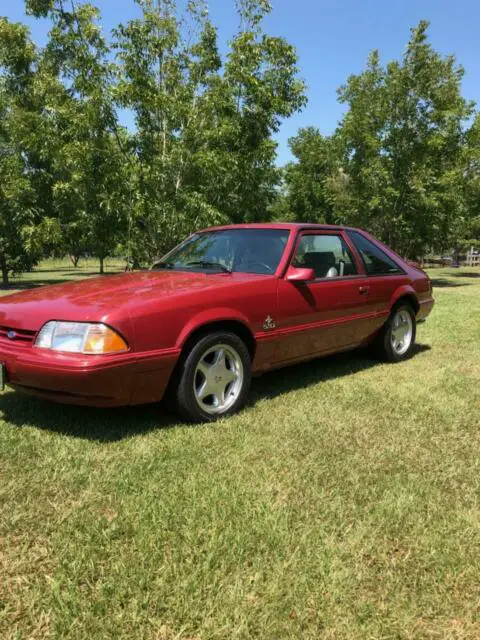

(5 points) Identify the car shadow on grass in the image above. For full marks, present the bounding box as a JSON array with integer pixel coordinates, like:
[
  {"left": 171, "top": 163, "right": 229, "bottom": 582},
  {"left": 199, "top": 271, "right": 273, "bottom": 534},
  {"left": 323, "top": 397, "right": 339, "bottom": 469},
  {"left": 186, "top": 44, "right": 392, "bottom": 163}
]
[
  {"left": 0, "top": 392, "right": 174, "bottom": 442},
  {"left": 447, "top": 271, "right": 480, "bottom": 278},
  {"left": 0, "top": 344, "right": 431, "bottom": 443},
  {"left": 249, "top": 344, "right": 431, "bottom": 404},
  {"left": 430, "top": 278, "right": 471, "bottom": 288}
]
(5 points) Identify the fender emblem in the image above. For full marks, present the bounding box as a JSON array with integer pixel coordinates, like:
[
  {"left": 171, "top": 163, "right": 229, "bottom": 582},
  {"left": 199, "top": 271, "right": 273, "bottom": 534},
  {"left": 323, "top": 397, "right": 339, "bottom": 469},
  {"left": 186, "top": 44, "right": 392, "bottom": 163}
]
[{"left": 263, "top": 315, "right": 276, "bottom": 331}]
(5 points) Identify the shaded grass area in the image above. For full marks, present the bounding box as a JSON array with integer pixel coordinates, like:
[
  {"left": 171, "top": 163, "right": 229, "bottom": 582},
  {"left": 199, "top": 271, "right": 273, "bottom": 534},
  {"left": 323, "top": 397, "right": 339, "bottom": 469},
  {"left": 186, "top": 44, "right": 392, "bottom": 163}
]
[
  {"left": 0, "top": 266, "right": 479, "bottom": 639},
  {"left": 3, "top": 258, "right": 124, "bottom": 293}
]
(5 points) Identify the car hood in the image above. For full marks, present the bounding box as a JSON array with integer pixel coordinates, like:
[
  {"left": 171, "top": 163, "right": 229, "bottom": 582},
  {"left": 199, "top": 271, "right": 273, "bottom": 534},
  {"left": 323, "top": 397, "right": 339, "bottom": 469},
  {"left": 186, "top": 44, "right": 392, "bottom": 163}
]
[{"left": 0, "top": 270, "right": 262, "bottom": 331}]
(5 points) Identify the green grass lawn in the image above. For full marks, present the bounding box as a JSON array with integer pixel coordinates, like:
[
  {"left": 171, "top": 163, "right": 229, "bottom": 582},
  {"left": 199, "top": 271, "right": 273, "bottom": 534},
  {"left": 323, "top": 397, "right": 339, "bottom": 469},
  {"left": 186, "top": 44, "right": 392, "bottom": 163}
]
[
  {"left": 1, "top": 265, "right": 479, "bottom": 639},
  {"left": 7, "top": 257, "right": 124, "bottom": 291}
]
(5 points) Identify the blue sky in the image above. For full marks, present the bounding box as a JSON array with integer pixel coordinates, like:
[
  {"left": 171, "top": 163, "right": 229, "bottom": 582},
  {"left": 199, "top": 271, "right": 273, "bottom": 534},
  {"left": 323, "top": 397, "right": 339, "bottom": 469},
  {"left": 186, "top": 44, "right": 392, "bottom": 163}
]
[{"left": 3, "top": 0, "right": 479, "bottom": 164}]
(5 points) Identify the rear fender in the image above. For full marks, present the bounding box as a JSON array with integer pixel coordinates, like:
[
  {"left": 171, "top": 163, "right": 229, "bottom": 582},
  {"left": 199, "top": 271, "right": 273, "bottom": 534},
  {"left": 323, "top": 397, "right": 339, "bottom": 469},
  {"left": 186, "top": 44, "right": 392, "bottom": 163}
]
[{"left": 390, "top": 284, "right": 419, "bottom": 312}]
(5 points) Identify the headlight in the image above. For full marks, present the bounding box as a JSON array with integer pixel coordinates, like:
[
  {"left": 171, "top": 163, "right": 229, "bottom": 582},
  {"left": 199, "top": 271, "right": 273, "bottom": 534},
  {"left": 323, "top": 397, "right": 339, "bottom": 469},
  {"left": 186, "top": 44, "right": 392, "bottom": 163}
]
[{"left": 35, "top": 322, "right": 128, "bottom": 355}]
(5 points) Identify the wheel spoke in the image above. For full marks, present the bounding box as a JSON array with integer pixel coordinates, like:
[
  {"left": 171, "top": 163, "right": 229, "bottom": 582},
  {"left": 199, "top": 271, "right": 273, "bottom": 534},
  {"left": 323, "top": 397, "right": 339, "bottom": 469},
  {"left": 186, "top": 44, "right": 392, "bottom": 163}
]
[
  {"left": 393, "top": 327, "right": 402, "bottom": 341},
  {"left": 396, "top": 326, "right": 405, "bottom": 341},
  {"left": 197, "top": 380, "right": 210, "bottom": 401},
  {"left": 223, "top": 368, "right": 237, "bottom": 384},
  {"left": 223, "top": 381, "right": 235, "bottom": 400},
  {"left": 197, "top": 361, "right": 211, "bottom": 377},
  {"left": 218, "top": 387, "right": 226, "bottom": 406},
  {"left": 213, "top": 348, "right": 225, "bottom": 366},
  {"left": 219, "top": 355, "right": 237, "bottom": 382}
]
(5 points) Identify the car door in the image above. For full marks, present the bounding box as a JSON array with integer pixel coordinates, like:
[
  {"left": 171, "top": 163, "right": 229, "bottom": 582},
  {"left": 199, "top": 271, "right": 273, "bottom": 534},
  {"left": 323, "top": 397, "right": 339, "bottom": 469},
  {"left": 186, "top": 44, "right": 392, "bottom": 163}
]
[{"left": 272, "top": 230, "right": 381, "bottom": 365}]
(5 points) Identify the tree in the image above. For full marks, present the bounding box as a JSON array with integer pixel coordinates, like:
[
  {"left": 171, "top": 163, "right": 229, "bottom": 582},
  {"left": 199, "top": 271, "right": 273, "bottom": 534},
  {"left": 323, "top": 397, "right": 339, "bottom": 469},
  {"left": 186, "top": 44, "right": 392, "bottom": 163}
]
[
  {"left": 113, "top": 0, "right": 306, "bottom": 263},
  {"left": 334, "top": 21, "right": 474, "bottom": 258},
  {"left": 0, "top": 113, "right": 36, "bottom": 286},
  {"left": 461, "top": 113, "right": 480, "bottom": 251},
  {"left": 112, "top": 0, "right": 224, "bottom": 262},
  {"left": 282, "top": 127, "right": 340, "bottom": 223},
  {"left": 0, "top": 18, "right": 61, "bottom": 286},
  {"left": 14, "top": 0, "right": 305, "bottom": 270},
  {"left": 28, "top": 0, "right": 130, "bottom": 273},
  {"left": 284, "top": 22, "right": 475, "bottom": 258},
  {"left": 207, "top": 0, "right": 306, "bottom": 225}
]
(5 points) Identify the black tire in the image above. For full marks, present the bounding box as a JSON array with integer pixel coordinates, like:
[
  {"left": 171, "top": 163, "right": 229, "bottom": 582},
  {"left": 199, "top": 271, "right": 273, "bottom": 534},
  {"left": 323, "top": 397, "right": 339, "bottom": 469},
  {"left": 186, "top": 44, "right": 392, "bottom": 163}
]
[
  {"left": 372, "top": 303, "right": 417, "bottom": 363},
  {"left": 172, "top": 331, "right": 252, "bottom": 423}
]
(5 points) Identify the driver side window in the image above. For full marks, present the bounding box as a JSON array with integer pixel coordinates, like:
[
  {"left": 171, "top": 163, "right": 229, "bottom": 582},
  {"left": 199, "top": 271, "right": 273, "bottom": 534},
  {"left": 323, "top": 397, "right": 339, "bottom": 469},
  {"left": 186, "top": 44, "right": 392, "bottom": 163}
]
[{"left": 293, "top": 234, "right": 358, "bottom": 279}]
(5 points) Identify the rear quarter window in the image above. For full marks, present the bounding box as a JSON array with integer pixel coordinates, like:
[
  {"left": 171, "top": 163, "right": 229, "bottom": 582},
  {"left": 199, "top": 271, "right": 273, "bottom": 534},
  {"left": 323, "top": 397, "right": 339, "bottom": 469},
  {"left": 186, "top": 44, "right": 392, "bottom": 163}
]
[{"left": 347, "top": 231, "right": 404, "bottom": 276}]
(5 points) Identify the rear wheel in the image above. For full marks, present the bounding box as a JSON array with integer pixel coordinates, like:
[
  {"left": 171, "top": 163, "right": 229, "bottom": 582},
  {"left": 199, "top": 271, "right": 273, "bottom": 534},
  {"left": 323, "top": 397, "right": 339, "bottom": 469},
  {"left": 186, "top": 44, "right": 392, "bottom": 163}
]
[
  {"left": 173, "top": 332, "right": 251, "bottom": 422},
  {"left": 374, "top": 303, "right": 416, "bottom": 362}
]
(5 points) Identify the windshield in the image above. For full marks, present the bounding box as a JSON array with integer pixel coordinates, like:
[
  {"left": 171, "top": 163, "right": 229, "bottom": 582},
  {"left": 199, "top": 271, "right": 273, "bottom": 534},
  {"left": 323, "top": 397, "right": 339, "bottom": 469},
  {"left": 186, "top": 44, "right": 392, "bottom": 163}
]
[{"left": 152, "top": 229, "right": 290, "bottom": 275}]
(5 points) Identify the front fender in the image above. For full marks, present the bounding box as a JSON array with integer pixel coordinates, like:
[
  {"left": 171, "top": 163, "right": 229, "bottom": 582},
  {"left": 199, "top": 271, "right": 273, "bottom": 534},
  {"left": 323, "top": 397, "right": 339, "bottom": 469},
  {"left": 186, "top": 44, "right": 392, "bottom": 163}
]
[{"left": 176, "top": 307, "right": 253, "bottom": 349}]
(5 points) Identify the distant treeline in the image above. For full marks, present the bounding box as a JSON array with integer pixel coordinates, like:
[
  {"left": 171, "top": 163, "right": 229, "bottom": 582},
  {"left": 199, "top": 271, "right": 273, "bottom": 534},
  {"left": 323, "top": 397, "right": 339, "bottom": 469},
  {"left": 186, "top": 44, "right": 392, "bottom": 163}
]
[{"left": 0, "top": 1, "right": 478, "bottom": 286}]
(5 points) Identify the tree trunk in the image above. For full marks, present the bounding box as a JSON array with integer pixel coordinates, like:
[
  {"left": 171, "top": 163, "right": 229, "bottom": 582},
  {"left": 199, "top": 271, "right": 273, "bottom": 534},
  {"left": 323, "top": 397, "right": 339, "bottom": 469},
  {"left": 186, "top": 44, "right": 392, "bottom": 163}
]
[
  {"left": 99, "top": 256, "right": 105, "bottom": 274},
  {"left": 0, "top": 255, "right": 9, "bottom": 288},
  {"left": 70, "top": 255, "right": 80, "bottom": 268}
]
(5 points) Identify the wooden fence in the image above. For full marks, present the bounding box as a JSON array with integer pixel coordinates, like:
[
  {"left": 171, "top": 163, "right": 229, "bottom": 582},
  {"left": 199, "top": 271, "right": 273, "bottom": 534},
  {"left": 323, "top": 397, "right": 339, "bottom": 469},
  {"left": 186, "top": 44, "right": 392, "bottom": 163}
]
[{"left": 466, "top": 248, "right": 480, "bottom": 267}]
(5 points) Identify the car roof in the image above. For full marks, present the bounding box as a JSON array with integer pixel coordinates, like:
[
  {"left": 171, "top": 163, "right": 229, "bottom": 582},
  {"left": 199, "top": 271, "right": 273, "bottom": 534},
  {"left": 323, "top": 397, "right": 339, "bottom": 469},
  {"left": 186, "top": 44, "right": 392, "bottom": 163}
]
[{"left": 200, "top": 222, "right": 358, "bottom": 233}]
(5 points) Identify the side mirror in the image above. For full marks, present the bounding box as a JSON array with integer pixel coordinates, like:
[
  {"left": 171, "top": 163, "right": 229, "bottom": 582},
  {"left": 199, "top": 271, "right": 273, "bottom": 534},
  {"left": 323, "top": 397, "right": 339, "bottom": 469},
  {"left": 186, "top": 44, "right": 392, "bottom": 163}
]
[{"left": 285, "top": 266, "right": 316, "bottom": 283}]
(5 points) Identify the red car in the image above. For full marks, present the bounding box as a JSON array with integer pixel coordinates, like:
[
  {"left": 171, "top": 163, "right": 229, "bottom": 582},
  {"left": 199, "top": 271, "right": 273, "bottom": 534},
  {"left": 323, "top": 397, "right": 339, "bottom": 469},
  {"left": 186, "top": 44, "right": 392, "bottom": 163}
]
[{"left": 0, "top": 224, "right": 433, "bottom": 421}]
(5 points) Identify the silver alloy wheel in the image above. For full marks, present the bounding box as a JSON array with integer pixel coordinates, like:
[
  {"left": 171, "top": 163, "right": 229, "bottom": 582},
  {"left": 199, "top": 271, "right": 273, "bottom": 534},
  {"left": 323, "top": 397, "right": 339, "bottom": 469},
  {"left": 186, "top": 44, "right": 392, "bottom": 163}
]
[
  {"left": 391, "top": 309, "right": 413, "bottom": 356},
  {"left": 193, "top": 344, "right": 244, "bottom": 415}
]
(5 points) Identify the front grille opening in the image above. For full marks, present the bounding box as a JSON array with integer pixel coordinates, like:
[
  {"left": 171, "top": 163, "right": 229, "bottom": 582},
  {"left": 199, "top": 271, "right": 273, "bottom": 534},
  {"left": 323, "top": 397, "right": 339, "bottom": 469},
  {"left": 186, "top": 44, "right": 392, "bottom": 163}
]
[{"left": 0, "top": 326, "right": 36, "bottom": 343}]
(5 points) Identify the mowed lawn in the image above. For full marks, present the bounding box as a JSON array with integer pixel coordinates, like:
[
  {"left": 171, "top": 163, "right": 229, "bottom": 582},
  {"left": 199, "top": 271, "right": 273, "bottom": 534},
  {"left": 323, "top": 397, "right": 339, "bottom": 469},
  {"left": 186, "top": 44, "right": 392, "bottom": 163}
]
[{"left": 0, "top": 265, "right": 479, "bottom": 640}]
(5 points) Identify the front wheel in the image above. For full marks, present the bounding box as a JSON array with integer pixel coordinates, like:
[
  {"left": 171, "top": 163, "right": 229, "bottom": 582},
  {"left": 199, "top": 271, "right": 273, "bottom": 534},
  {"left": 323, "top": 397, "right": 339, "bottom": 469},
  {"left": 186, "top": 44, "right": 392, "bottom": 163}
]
[
  {"left": 173, "top": 332, "right": 252, "bottom": 422},
  {"left": 374, "top": 304, "right": 417, "bottom": 363}
]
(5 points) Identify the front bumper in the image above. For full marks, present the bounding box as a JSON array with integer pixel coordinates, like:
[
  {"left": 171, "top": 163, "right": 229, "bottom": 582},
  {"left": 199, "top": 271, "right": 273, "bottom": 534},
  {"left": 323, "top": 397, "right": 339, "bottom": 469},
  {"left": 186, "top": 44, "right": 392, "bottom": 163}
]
[{"left": 0, "top": 342, "right": 179, "bottom": 407}]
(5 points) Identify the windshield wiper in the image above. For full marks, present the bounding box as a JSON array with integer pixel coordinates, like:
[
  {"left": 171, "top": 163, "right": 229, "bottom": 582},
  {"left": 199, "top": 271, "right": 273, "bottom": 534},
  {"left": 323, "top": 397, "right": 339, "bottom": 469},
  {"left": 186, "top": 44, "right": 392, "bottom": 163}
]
[
  {"left": 185, "top": 261, "right": 232, "bottom": 273},
  {"left": 152, "top": 262, "right": 175, "bottom": 270}
]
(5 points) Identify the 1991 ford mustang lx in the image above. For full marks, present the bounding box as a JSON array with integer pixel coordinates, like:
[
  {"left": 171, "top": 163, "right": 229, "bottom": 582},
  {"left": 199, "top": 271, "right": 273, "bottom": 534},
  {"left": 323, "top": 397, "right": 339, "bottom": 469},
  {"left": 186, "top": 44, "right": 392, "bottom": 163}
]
[{"left": 0, "top": 224, "right": 433, "bottom": 421}]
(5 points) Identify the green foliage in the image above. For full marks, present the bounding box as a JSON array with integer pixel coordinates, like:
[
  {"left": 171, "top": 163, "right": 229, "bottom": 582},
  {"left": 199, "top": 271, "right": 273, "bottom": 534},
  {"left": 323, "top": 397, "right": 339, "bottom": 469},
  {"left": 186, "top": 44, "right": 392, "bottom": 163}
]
[
  {"left": 282, "top": 21, "right": 477, "bottom": 259},
  {"left": 24, "top": 0, "right": 55, "bottom": 17},
  {"left": 3, "top": 6, "right": 478, "bottom": 274},
  {"left": 0, "top": 147, "right": 36, "bottom": 285},
  {"left": 0, "top": 0, "right": 305, "bottom": 276},
  {"left": 39, "top": 1, "right": 130, "bottom": 272},
  {"left": 0, "top": 19, "right": 56, "bottom": 285},
  {"left": 113, "top": 0, "right": 224, "bottom": 260},
  {"left": 113, "top": 0, "right": 306, "bottom": 262},
  {"left": 338, "top": 22, "right": 474, "bottom": 257},
  {"left": 282, "top": 127, "right": 340, "bottom": 223},
  {"left": 463, "top": 113, "right": 480, "bottom": 250}
]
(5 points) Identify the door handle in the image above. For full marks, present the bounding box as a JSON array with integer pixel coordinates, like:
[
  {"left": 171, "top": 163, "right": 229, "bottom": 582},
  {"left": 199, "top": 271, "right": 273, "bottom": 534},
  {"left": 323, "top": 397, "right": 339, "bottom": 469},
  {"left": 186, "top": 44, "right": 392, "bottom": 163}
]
[{"left": 358, "top": 285, "right": 370, "bottom": 295}]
